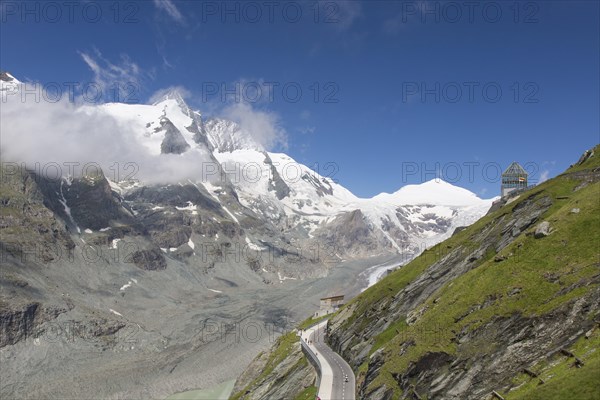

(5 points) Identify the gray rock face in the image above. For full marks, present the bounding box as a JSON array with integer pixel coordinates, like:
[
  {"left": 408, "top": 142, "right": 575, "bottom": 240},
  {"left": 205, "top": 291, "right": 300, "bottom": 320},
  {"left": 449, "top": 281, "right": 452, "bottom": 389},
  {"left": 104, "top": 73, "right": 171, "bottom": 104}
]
[
  {"left": 130, "top": 248, "right": 167, "bottom": 270},
  {"left": 36, "top": 170, "right": 135, "bottom": 232},
  {"left": 263, "top": 154, "right": 290, "bottom": 200},
  {"left": 301, "top": 172, "right": 333, "bottom": 197},
  {"left": 159, "top": 118, "right": 191, "bottom": 154},
  {"left": 384, "top": 295, "right": 600, "bottom": 400},
  {"left": 0, "top": 302, "right": 69, "bottom": 348},
  {"left": 313, "top": 210, "right": 380, "bottom": 257},
  {"left": 0, "top": 302, "right": 39, "bottom": 347},
  {"left": 0, "top": 165, "right": 75, "bottom": 262}
]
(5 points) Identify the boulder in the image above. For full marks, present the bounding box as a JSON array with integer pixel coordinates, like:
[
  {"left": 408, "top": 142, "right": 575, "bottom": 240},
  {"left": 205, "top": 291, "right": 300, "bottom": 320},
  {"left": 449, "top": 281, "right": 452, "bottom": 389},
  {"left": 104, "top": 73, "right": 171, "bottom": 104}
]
[{"left": 534, "top": 221, "right": 551, "bottom": 239}]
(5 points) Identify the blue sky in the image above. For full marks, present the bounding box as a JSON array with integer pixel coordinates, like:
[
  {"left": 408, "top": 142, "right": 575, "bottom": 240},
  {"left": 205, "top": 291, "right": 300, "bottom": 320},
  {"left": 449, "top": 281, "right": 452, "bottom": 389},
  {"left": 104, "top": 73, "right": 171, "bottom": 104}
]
[{"left": 1, "top": 0, "right": 598, "bottom": 198}]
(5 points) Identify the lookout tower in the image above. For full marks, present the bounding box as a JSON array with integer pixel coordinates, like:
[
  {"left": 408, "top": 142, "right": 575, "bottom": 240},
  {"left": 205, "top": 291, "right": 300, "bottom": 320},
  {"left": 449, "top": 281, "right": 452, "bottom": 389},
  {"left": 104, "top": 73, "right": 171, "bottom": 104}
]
[{"left": 501, "top": 162, "right": 528, "bottom": 197}]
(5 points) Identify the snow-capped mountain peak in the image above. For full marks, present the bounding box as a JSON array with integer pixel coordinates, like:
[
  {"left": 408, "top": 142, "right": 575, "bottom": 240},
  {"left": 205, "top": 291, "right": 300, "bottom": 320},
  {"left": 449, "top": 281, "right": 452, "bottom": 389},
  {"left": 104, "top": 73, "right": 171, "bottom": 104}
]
[
  {"left": 2, "top": 72, "right": 495, "bottom": 264},
  {"left": 152, "top": 89, "right": 187, "bottom": 106},
  {"left": 205, "top": 117, "right": 263, "bottom": 153},
  {"left": 0, "top": 71, "right": 21, "bottom": 94},
  {"left": 373, "top": 178, "right": 487, "bottom": 206}
]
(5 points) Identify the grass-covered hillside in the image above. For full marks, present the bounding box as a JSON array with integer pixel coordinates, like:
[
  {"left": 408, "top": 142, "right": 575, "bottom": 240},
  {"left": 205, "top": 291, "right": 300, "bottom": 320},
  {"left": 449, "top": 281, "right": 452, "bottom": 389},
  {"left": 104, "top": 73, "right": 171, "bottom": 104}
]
[{"left": 327, "top": 145, "right": 600, "bottom": 399}]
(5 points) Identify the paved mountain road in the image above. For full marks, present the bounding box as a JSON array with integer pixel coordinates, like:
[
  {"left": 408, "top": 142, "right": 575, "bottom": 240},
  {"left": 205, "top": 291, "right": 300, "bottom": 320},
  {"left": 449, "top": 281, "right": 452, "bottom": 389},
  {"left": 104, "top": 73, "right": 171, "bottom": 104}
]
[{"left": 301, "top": 320, "right": 355, "bottom": 400}]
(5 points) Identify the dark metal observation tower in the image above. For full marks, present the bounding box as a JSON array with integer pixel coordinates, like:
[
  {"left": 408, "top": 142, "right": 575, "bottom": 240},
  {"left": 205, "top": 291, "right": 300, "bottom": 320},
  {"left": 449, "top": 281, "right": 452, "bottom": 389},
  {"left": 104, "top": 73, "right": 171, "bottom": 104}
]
[{"left": 501, "top": 162, "right": 528, "bottom": 197}]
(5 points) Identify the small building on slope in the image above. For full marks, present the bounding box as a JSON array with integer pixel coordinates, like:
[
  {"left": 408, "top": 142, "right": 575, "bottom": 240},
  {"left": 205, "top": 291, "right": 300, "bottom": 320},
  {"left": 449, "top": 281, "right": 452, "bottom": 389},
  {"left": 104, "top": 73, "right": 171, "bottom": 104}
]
[{"left": 501, "top": 162, "right": 528, "bottom": 197}]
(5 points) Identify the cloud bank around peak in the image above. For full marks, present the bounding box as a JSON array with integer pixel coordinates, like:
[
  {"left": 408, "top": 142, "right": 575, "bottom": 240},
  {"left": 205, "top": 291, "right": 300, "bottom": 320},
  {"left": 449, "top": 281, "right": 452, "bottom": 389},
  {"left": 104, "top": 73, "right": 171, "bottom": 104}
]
[
  {"left": 0, "top": 96, "right": 213, "bottom": 184},
  {"left": 148, "top": 84, "right": 290, "bottom": 152},
  {"left": 148, "top": 85, "right": 192, "bottom": 104},
  {"left": 1, "top": 88, "right": 290, "bottom": 184},
  {"left": 220, "top": 102, "right": 288, "bottom": 151}
]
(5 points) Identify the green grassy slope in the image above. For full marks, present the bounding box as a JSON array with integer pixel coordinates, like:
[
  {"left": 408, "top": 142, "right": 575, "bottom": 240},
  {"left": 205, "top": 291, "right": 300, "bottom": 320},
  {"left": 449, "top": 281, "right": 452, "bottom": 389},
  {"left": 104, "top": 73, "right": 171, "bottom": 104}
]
[{"left": 330, "top": 145, "right": 600, "bottom": 399}]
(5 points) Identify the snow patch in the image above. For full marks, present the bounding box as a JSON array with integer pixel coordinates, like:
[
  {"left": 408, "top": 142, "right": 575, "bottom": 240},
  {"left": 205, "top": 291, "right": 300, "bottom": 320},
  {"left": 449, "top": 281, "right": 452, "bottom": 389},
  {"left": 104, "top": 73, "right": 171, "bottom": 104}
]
[
  {"left": 109, "top": 309, "right": 123, "bottom": 317},
  {"left": 277, "top": 272, "right": 297, "bottom": 283},
  {"left": 221, "top": 206, "right": 239, "bottom": 223},
  {"left": 58, "top": 179, "right": 80, "bottom": 233},
  {"left": 120, "top": 280, "right": 135, "bottom": 291},
  {"left": 245, "top": 237, "right": 266, "bottom": 251},
  {"left": 176, "top": 201, "right": 196, "bottom": 212}
]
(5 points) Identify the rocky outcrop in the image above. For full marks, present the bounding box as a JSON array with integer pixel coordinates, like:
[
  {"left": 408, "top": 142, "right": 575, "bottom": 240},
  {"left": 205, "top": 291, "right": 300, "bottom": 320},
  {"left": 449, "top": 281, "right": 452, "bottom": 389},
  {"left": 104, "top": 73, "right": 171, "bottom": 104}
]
[
  {"left": 232, "top": 334, "right": 316, "bottom": 400},
  {"left": 380, "top": 291, "right": 599, "bottom": 399},
  {"left": 130, "top": 248, "right": 167, "bottom": 270},
  {"left": 313, "top": 210, "right": 380, "bottom": 257},
  {"left": 159, "top": 118, "right": 191, "bottom": 155},
  {"left": 0, "top": 302, "right": 68, "bottom": 348},
  {"left": 264, "top": 154, "right": 290, "bottom": 200},
  {"left": 0, "top": 302, "right": 39, "bottom": 347},
  {"left": 0, "top": 165, "right": 75, "bottom": 262}
]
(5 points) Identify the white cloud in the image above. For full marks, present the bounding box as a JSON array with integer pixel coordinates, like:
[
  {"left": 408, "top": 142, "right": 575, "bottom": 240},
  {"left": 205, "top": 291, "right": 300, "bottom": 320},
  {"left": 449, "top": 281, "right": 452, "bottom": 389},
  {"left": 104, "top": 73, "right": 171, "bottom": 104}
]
[
  {"left": 0, "top": 76, "right": 290, "bottom": 185},
  {"left": 539, "top": 170, "right": 550, "bottom": 183},
  {"left": 153, "top": 0, "right": 184, "bottom": 24},
  {"left": 0, "top": 96, "right": 213, "bottom": 184},
  {"left": 221, "top": 103, "right": 288, "bottom": 151},
  {"left": 79, "top": 49, "right": 148, "bottom": 103},
  {"left": 148, "top": 86, "right": 191, "bottom": 104}
]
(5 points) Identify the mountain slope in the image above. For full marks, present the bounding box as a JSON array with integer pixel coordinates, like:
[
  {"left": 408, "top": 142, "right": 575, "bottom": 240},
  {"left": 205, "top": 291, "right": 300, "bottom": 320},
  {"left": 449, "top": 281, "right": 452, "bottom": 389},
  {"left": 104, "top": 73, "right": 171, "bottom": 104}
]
[
  {"left": 2, "top": 76, "right": 494, "bottom": 267},
  {"left": 330, "top": 145, "right": 600, "bottom": 399},
  {"left": 234, "top": 145, "right": 600, "bottom": 399}
]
